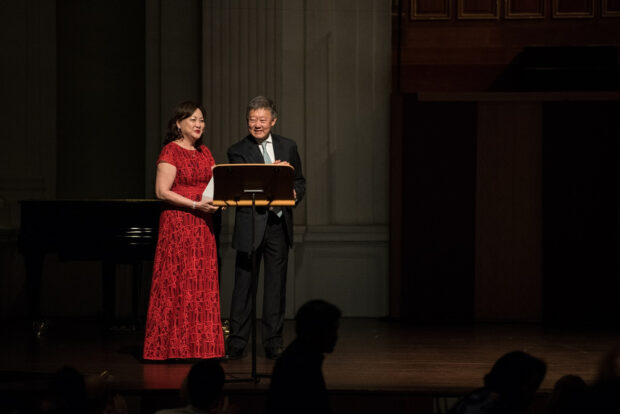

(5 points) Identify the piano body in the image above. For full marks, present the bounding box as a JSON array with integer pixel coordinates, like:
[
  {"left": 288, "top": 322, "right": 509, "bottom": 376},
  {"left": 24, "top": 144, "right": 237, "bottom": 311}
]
[{"left": 18, "top": 199, "right": 162, "bottom": 329}]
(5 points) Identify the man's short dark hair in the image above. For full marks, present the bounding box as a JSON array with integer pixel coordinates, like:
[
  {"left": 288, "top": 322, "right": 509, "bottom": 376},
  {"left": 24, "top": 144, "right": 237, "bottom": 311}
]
[
  {"left": 186, "top": 360, "right": 225, "bottom": 410},
  {"left": 295, "top": 299, "right": 341, "bottom": 338},
  {"left": 246, "top": 95, "right": 278, "bottom": 119},
  {"left": 484, "top": 350, "right": 546, "bottom": 408}
]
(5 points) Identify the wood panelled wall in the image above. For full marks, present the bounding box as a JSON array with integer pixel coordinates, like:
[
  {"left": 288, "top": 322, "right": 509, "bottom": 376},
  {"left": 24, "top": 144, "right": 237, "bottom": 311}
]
[
  {"left": 390, "top": 0, "right": 620, "bottom": 323},
  {"left": 394, "top": 0, "right": 620, "bottom": 92},
  {"left": 410, "top": 0, "right": 620, "bottom": 19},
  {"left": 392, "top": 93, "right": 620, "bottom": 324}
]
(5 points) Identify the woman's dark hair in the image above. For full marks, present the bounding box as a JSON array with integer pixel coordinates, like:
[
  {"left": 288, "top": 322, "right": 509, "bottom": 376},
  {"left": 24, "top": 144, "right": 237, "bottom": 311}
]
[{"left": 163, "top": 101, "right": 206, "bottom": 151}]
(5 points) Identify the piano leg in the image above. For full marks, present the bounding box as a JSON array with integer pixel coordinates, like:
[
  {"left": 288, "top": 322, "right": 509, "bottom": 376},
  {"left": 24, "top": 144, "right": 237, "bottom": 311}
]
[
  {"left": 131, "top": 261, "right": 143, "bottom": 329},
  {"left": 24, "top": 251, "right": 45, "bottom": 336},
  {"left": 102, "top": 261, "right": 116, "bottom": 331},
  {"left": 102, "top": 260, "right": 145, "bottom": 331}
]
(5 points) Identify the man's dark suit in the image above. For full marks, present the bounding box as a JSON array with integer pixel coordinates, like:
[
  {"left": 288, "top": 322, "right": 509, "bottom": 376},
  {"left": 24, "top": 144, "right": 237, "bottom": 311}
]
[{"left": 227, "top": 134, "right": 305, "bottom": 351}]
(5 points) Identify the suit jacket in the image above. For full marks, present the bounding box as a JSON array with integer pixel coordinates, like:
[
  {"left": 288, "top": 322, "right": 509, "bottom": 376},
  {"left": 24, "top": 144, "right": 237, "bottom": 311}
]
[{"left": 227, "top": 134, "right": 306, "bottom": 253}]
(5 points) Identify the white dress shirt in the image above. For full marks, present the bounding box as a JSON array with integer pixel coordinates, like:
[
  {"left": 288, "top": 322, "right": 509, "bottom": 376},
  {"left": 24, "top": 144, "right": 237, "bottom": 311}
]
[{"left": 257, "top": 134, "right": 276, "bottom": 164}]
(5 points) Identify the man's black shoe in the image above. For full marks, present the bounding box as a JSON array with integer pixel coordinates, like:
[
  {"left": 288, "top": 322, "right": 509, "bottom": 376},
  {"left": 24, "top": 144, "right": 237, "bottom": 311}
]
[
  {"left": 226, "top": 346, "right": 245, "bottom": 360},
  {"left": 265, "top": 346, "right": 284, "bottom": 360}
]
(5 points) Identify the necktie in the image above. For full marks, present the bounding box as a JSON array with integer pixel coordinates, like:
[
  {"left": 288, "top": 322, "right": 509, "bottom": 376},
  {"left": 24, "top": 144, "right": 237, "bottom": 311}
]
[
  {"left": 261, "top": 140, "right": 272, "bottom": 164},
  {"left": 261, "top": 140, "right": 282, "bottom": 218}
]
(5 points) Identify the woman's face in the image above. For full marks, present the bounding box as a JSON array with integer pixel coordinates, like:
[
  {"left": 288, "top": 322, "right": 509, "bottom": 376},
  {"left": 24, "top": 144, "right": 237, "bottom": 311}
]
[{"left": 177, "top": 108, "right": 205, "bottom": 141}]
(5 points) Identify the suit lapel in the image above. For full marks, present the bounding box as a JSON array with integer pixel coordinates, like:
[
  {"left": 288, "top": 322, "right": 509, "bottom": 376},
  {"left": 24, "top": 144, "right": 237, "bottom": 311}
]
[
  {"left": 272, "top": 134, "right": 283, "bottom": 162},
  {"left": 244, "top": 135, "right": 264, "bottom": 163}
]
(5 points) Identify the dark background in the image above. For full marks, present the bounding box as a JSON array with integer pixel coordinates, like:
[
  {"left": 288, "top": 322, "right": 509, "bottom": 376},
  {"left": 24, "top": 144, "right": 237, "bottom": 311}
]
[
  {"left": 391, "top": 0, "right": 620, "bottom": 327},
  {"left": 2, "top": 0, "right": 620, "bottom": 326}
]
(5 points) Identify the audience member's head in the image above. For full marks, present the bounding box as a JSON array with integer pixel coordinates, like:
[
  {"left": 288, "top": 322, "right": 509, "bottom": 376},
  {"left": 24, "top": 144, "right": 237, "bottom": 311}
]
[
  {"left": 181, "top": 360, "right": 225, "bottom": 411},
  {"left": 590, "top": 346, "right": 620, "bottom": 413},
  {"left": 483, "top": 351, "right": 547, "bottom": 410},
  {"left": 44, "top": 365, "right": 88, "bottom": 414},
  {"left": 546, "top": 374, "right": 588, "bottom": 414},
  {"left": 295, "top": 299, "right": 341, "bottom": 353}
]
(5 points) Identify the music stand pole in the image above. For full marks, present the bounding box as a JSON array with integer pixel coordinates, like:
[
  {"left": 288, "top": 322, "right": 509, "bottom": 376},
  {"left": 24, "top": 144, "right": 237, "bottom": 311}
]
[
  {"left": 211, "top": 164, "right": 295, "bottom": 383},
  {"left": 246, "top": 189, "right": 261, "bottom": 383}
]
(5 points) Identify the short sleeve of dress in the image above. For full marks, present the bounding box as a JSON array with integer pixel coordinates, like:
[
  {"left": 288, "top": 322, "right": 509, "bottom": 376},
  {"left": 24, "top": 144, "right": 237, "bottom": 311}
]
[{"left": 157, "top": 143, "right": 177, "bottom": 167}]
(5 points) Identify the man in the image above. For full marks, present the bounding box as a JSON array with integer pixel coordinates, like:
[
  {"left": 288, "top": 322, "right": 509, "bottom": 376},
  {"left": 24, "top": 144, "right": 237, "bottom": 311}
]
[
  {"left": 265, "top": 300, "right": 341, "bottom": 414},
  {"left": 226, "top": 96, "right": 306, "bottom": 360}
]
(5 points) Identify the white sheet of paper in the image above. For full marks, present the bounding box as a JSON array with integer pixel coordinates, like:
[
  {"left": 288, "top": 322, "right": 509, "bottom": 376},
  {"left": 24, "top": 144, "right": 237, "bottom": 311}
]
[{"left": 202, "top": 176, "right": 214, "bottom": 202}]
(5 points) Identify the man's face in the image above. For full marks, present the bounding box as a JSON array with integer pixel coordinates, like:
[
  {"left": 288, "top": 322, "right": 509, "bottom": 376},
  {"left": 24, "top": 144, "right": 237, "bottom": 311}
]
[
  {"left": 247, "top": 108, "right": 276, "bottom": 141},
  {"left": 322, "top": 321, "right": 339, "bottom": 354}
]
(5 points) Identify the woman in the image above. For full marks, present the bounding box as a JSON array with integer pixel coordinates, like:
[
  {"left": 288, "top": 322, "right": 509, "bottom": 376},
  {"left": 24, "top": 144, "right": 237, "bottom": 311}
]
[{"left": 143, "top": 101, "right": 224, "bottom": 360}]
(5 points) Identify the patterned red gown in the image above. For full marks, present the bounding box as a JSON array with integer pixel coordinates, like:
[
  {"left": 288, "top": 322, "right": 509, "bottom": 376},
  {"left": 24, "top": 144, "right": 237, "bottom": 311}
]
[{"left": 143, "top": 142, "right": 224, "bottom": 360}]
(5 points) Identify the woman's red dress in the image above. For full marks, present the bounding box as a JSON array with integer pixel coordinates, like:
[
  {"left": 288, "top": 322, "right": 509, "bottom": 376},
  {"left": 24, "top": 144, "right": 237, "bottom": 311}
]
[{"left": 143, "top": 142, "right": 224, "bottom": 360}]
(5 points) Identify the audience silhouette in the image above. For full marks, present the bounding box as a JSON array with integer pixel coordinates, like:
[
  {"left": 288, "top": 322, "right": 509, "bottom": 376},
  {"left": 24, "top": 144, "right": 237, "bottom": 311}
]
[
  {"left": 588, "top": 346, "right": 620, "bottom": 414},
  {"left": 266, "top": 299, "right": 341, "bottom": 414},
  {"left": 448, "top": 350, "right": 547, "bottom": 414},
  {"left": 13, "top": 319, "right": 620, "bottom": 414},
  {"left": 155, "top": 359, "right": 229, "bottom": 414},
  {"left": 38, "top": 365, "right": 128, "bottom": 414},
  {"left": 40, "top": 365, "right": 88, "bottom": 414},
  {"left": 546, "top": 374, "right": 588, "bottom": 414}
]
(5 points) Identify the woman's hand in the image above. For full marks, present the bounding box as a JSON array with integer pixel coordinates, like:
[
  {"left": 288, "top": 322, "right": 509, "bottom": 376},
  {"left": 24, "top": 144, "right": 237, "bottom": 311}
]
[{"left": 195, "top": 199, "right": 219, "bottom": 214}]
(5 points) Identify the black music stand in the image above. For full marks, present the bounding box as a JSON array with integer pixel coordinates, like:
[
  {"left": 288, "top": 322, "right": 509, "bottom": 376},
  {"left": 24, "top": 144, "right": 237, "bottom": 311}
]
[{"left": 212, "top": 164, "right": 295, "bottom": 383}]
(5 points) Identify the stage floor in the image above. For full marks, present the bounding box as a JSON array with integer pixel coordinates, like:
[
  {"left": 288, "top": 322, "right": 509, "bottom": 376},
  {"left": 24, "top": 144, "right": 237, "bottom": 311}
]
[{"left": 1, "top": 318, "right": 619, "bottom": 412}]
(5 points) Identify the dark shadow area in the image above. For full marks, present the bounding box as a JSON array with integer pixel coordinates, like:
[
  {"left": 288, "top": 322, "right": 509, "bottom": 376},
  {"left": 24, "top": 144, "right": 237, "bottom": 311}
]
[
  {"left": 542, "top": 101, "right": 620, "bottom": 328},
  {"left": 491, "top": 46, "right": 619, "bottom": 92},
  {"left": 399, "top": 96, "right": 477, "bottom": 323}
]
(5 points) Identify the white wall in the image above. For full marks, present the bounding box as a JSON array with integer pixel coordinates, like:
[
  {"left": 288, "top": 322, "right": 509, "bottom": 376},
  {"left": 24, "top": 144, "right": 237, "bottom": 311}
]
[{"left": 201, "top": 0, "right": 391, "bottom": 317}]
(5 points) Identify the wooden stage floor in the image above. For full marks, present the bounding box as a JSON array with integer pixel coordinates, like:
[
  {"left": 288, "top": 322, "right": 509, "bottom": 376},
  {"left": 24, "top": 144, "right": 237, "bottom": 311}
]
[{"left": 1, "top": 318, "right": 619, "bottom": 412}]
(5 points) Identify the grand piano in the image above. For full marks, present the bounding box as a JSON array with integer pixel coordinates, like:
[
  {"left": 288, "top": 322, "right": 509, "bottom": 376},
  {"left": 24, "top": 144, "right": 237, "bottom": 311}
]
[{"left": 18, "top": 199, "right": 163, "bottom": 332}]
